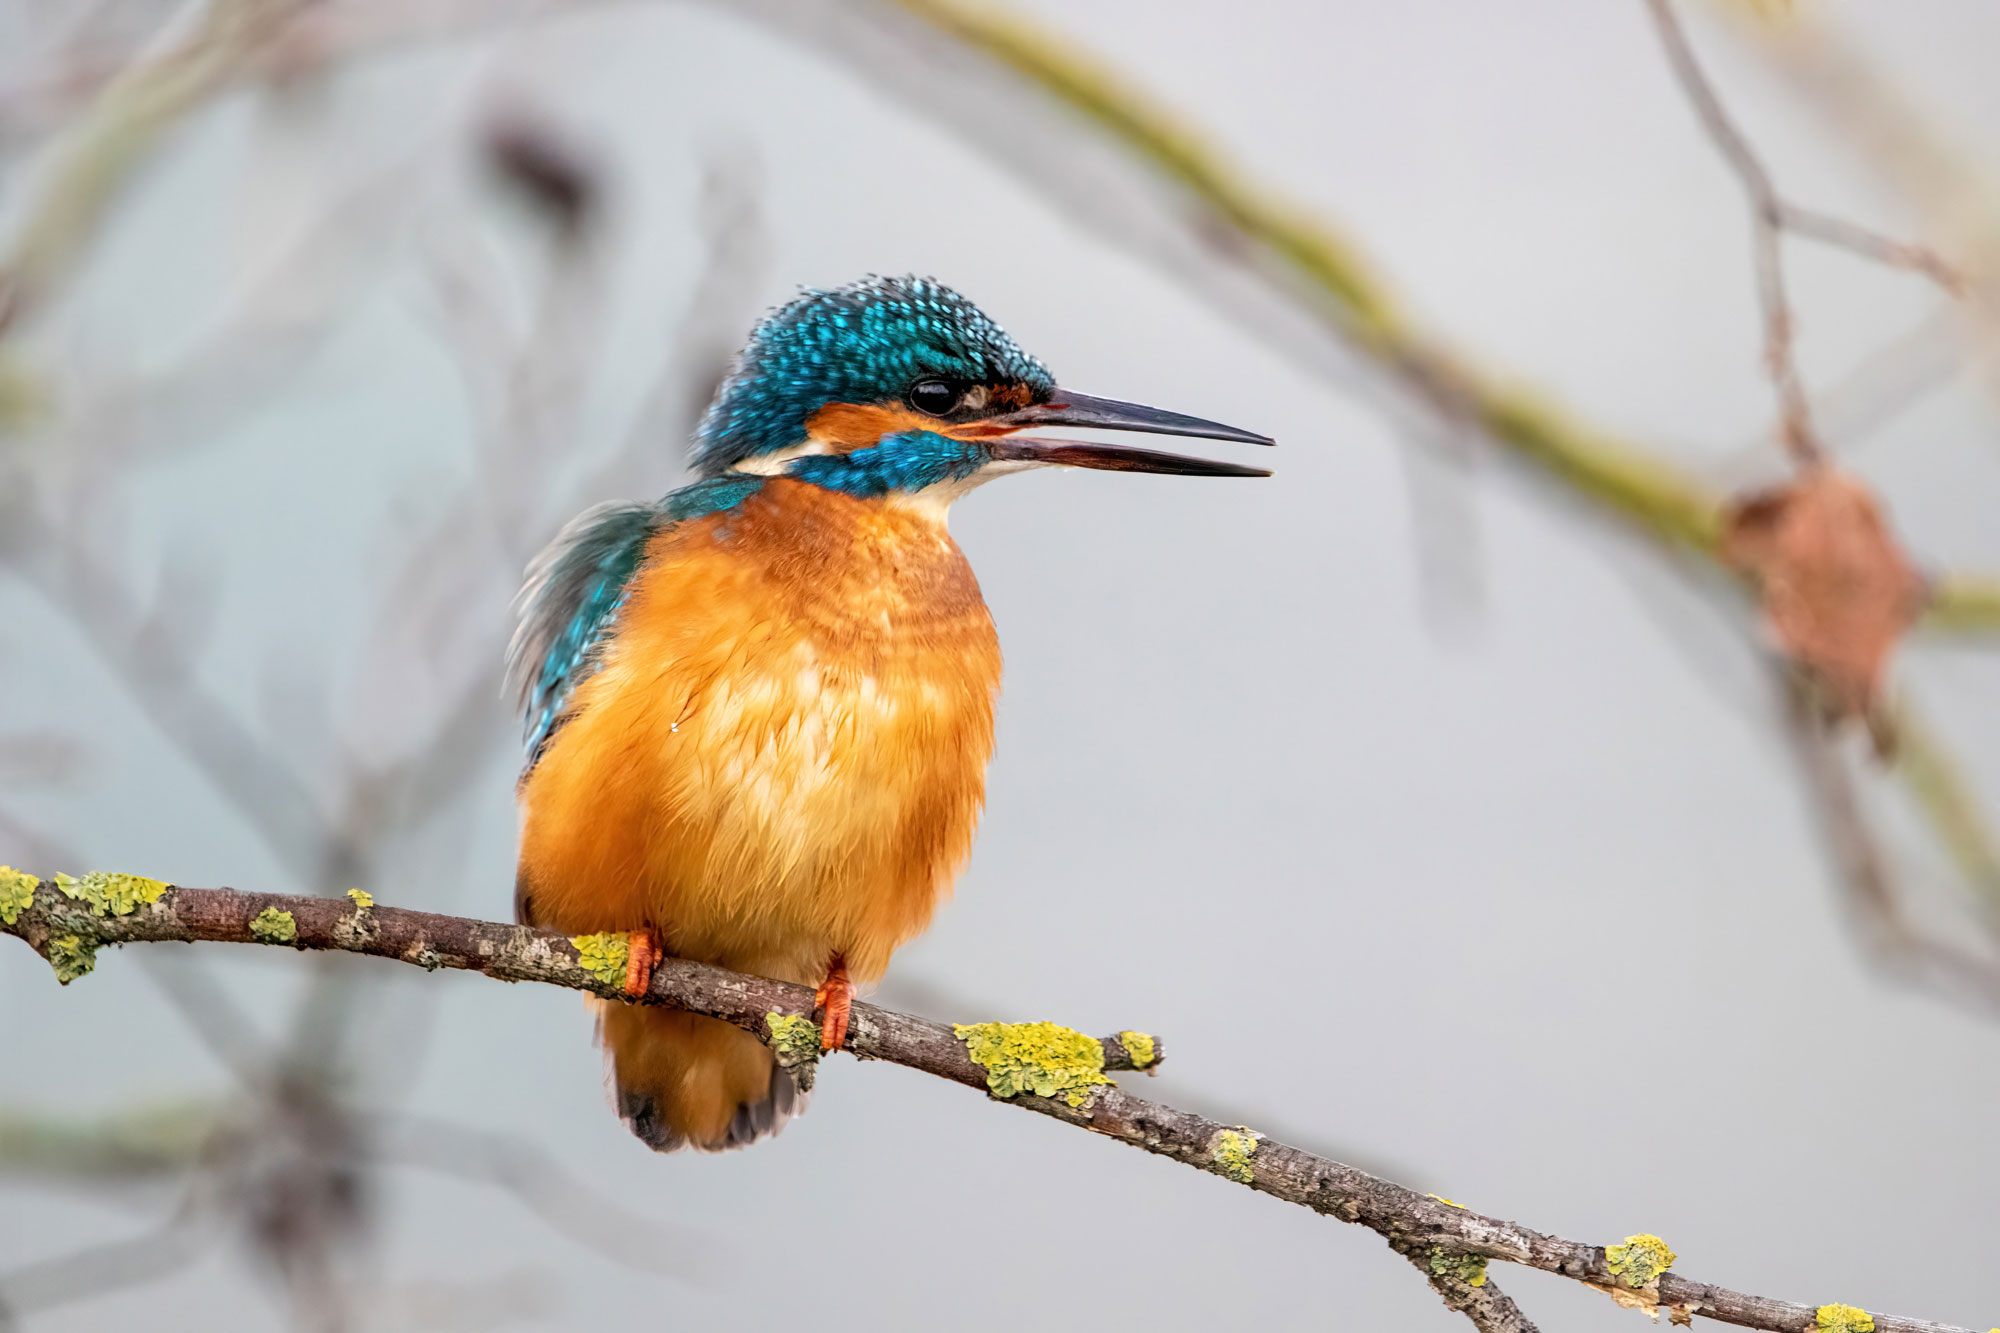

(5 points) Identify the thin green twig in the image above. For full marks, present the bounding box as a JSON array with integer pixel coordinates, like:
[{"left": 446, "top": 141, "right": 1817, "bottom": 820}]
[{"left": 885, "top": 0, "right": 1995, "bottom": 630}]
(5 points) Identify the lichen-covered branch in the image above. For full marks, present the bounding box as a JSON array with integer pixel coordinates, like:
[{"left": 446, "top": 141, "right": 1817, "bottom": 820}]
[
  {"left": 1387, "top": 1234, "right": 1542, "bottom": 1333},
  {"left": 1, "top": 876, "right": 1979, "bottom": 1333}
]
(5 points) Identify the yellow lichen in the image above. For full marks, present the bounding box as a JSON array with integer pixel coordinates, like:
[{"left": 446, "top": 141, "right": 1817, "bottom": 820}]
[
  {"left": 765, "top": 1013, "right": 823, "bottom": 1091},
  {"left": 572, "top": 932, "right": 630, "bottom": 989},
  {"left": 0, "top": 867, "right": 37, "bottom": 925},
  {"left": 1815, "top": 1305, "right": 1874, "bottom": 1333},
  {"left": 1606, "top": 1233, "right": 1677, "bottom": 1289},
  {"left": 56, "top": 871, "right": 167, "bottom": 917},
  {"left": 954, "top": 1020, "right": 1113, "bottom": 1108},
  {"left": 249, "top": 908, "right": 297, "bottom": 944},
  {"left": 46, "top": 934, "right": 96, "bottom": 983},
  {"left": 1209, "top": 1127, "right": 1259, "bottom": 1183},
  {"left": 1116, "top": 1030, "right": 1157, "bottom": 1069},
  {"left": 1428, "top": 1195, "right": 1465, "bottom": 1208},
  {"left": 1428, "top": 1246, "right": 1488, "bottom": 1288},
  {"left": 345, "top": 888, "right": 374, "bottom": 910}
]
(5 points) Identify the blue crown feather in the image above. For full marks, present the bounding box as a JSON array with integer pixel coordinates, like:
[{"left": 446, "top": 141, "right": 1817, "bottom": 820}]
[{"left": 692, "top": 275, "right": 1052, "bottom": 476}]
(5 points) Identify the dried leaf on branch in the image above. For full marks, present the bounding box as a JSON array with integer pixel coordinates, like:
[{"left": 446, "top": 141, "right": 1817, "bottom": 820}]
[{"left": 1721, "top": 469, "right": 1925, "bottom": 743}]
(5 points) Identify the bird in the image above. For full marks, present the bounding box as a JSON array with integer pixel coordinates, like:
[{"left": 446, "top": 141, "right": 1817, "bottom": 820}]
[{"left": 508, "top": 275, "right": 1271, "bottom": 1153}]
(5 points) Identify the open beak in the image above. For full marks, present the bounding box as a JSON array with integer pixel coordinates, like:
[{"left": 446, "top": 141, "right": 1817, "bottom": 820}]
[{"left": 983, "top": 389, "right": 1273, "bottom": 477}]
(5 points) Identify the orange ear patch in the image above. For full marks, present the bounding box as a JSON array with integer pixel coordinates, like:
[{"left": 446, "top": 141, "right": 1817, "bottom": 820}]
[{"left": 805, "top": 400, "right": 1013, "bottom": 451}]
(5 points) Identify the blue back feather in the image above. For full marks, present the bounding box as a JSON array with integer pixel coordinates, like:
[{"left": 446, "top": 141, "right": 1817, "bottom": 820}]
[{"left": 509, "top": 475, "right": 764, "bottom": 769}]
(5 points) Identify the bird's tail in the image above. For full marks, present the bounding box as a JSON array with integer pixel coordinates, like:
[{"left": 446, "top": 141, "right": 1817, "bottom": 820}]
[{"left": 598, "top": 1003, "right": 804, "bottom": 1152}]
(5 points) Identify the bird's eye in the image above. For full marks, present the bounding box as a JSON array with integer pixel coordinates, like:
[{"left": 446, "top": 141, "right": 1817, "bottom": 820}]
[{"left": 908, "top": 379, "right": 962, "bottom": 417}]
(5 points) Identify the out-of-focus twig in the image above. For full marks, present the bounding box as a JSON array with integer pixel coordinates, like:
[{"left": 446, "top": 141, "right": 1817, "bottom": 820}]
[
  {"left": 1709, "top": 3, "right": 2000, "bottom": 413},
  {"left": 0, "top": 1102, "right": 217, "bottom": 1181},
  {"left": 0, "top": 1187, "right": 213, "bottom": 1326},
  {"left": 1644, "top": 0, "right": 1961, "bottom": 467},
  {"left": 0, "top": 0, "right": 295, "bottom": 335},
  {"left": 372, "top": 1114, "right": 718, "bottom": 1283},
  {"left": 1780, "top": 669, "right": 2000, "bottom": 1012},
  {"left": 1891, "top": 696, "right": 2000, "bottom": 919}
]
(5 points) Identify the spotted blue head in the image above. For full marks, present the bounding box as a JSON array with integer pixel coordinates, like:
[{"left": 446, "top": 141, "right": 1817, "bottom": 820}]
[{"left": 691, "top": 275, "right": 1273, "bottom": 502}]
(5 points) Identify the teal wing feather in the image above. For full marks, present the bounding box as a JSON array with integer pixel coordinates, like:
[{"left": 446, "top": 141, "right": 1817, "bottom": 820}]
[
  {"left": 507, "top": 501, "right": 658, "bottom": 772},
  {"left": 506, "top": 475, "right": 768, "bottom": 774}
]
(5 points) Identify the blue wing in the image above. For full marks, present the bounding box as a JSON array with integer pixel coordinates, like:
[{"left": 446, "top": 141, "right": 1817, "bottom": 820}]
[
  {"left": 507, "top": 475, "right": 767, "bottom": 773},
  {"left": 507, "top": 501, "right": 658, "bottom": 770}
]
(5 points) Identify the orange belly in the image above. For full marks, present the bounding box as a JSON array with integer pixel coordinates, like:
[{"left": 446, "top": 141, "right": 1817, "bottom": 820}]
[{"left": 516, "top": 479, "right": 1002, "bottom": 988}]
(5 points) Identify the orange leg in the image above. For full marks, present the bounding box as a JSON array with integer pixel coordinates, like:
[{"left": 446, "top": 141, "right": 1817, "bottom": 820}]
[
  {"left": 625, "top": 927, "right": 663, "bottom": 998},
  {"left": 814, "top": 955, "right": 852, "bottom": 1052}
]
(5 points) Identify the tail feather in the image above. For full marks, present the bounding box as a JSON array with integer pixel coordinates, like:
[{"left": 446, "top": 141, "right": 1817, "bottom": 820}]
[{"left": 599, "top": 1003, "right": 805, "bottom": 1153}]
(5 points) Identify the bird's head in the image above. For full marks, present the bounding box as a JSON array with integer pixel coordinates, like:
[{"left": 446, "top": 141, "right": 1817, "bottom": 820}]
[{"left": 691, "top": 275, "right": 1271, "bottom": 507}]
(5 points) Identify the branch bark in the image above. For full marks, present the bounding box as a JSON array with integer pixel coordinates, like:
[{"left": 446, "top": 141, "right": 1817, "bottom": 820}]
[{"left": 2, "top": 879, "right": 1978, "bottom": 1333}]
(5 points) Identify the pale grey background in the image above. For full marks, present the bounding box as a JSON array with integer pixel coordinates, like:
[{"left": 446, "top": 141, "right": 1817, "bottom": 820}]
[{"left": 2, "top": 1, "right": 1997, "bottom": 1329}]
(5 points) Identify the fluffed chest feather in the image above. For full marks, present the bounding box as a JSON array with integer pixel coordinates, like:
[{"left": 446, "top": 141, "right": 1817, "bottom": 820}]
[{"left": 515, "top": 480, "right": 1002, "bottom": 981}]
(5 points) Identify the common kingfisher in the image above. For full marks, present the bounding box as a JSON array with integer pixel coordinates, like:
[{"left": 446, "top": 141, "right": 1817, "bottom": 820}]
[{"left": 509, "top": 275, "right": 1271, "bottom": 1152}]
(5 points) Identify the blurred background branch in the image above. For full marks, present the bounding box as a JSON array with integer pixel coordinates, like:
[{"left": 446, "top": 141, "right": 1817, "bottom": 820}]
[{"left": 2, "top": 5, "right": 769, "bottom": 1321}]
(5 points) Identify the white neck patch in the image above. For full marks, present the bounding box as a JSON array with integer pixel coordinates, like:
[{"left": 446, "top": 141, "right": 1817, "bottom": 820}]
[
  {"left": 727, "top": 438, "right": 836, "bottom": 476},
  {"left": 879, "top": 457, "right": 1043, "bottom": 523}
]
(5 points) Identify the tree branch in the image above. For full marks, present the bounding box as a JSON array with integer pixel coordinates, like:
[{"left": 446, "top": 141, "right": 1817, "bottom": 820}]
[
  {"left": 2, "top": 879, "right": 1977, "bottom": 1333},
  {"left": 1643, "top": 0, "right": 1964, "bottom": 468}
]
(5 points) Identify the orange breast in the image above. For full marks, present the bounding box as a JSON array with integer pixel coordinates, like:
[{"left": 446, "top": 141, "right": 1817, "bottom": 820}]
[{"left": 515, "top": 479, "right": 1002, "bottom": 986}]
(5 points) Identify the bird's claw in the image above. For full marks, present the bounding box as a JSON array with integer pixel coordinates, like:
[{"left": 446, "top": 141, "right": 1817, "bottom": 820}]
[
  {"left": 624, "top": 927, "right": 662, "bottom": 998},
  {"left": 814, "top": 956, "right": 852, "bottom": 1052}
]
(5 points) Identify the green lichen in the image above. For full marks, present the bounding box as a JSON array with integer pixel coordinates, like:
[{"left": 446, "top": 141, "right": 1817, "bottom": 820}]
[
  {"left": 954, "top": 1020, "right": 1113, "bottom": 1108},
  {"left": 765, "top": 1012, "right": 823, "bottom": 1091},
  {"left": 1116, "top": 1030, "right": 1157, "bottom": 1069},
  {"left": 572, "top": 932, "right": 630, "bottom": 989},
  {"left": 46, "top": 934, "right": 96, "bottom": 984},
  {"left": 1814, "top": 1305, "right": 1874, "bottom": 1333},
  {"left": 1428, "top": 1246, "right": 1488, "bottom": 1288},
  {"left": 249, "top": 908, "right": 297, "bottom": 944},
  {"left": 0, "top": 867, "right": 37, "bottom": 925},
  {"left": 1605, "top": 1233, "right": 1677, "bottom": 1289},
  {"left": 55, "top": 871, "right": 167, "bottom": 917},
  {"left": 1209, "top": 1127, "right": 1259, "bottom": 1183},
  {"left": 345, "top": 888, "right": 374, "bottom": 910}
]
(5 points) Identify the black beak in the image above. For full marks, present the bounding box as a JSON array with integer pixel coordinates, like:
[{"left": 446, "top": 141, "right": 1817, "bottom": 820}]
[
  {"left": 984, "top": 389, "right": 1273, "bottom": 477},
  {"left": 991, "top": 437, "right": 1272, "bottom": 477}
]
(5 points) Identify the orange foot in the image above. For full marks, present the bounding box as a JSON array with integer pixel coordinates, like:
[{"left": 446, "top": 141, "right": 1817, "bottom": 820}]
[
  {"left": 625, "top": 927, "right": 663, "bottom": 998},
  {"left": 814, "top": 955, "right": 852, "bottom": 1052}
]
